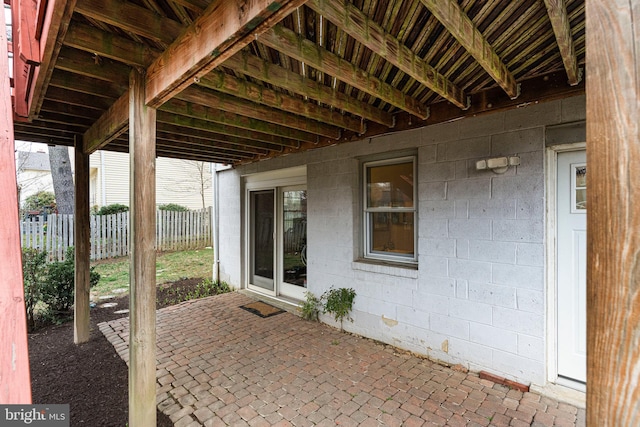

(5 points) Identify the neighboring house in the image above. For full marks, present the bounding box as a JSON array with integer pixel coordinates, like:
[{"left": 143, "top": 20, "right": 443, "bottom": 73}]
[
  {"left": 16, "top": 147, "right": 212, "bottom": 210},
  {"left": 15, "top": 150, "right": 54, "bottom": 207},
  {"left": 216, "top": 95, "right": 587, "bottom": 400},
  {"left": 89, "top": 150, "right": 213, "bottom": 210}
]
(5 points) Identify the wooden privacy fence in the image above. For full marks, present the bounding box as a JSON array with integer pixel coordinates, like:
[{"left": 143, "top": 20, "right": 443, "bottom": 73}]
[{"left": 20, "top": 208, "right": 212, "bottom": 261}]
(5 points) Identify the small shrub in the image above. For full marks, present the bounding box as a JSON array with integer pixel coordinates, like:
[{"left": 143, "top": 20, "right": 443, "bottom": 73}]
[
  {"left": 158, "top": 203, "right": 189, "bottom": 212},
  {"left": 22, "top": 248, "right": 48, "bottom": 331},
  {"left": 322, "top": 287, "right": 356, "bottom": 331},
  {"left": 159, "top": 279, "right": 231, "bottom": 307},
  {"left": 95, "top": 204, "right": 129, "bottom": 215},
  {"left": 300, "top": 291, "right": 321, "bottom": 321},
  {"left": 41, "top": 248, "right": 100, "bottom": 313}
]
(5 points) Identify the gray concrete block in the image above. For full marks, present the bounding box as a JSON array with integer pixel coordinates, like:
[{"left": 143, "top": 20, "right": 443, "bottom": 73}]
[
  {"left": 492, "top": 128, "right": 544, "bottom": 156},
  {"left": 517, "top": 334, "right": 545, "bottom": 362},
  {"left": 437, "top": 136, "right": 491, "bottom": 161},
  {"left": 493, "top": 219, "right": 544, "bottom": 242},
  {"left": 456, "top": 280, "right": 468, "bottom": 299},
  {"left": 561, "top": 94, "right": 586, "bottom": 122},
  {"left": 470, "top": 323, "right": 518, "bottom": 353},
  {"left": 468, "top": 240, "right": 517, "bottom": 264},
  {"left": 469, "top": 199, "right": 516, "bottom": 219},
  {"left": 492, "top": 173, "right": 544, "bottom": 200},
  {"left": 419, "top": 161, "right": 456, "bottom": 182},
  {"left": 516, "top": 198, "right": 545, "bottom": 220},
  {"left": 448, "top": 219, "right": 492, "bottom": 240},
  {"left": 419, "top": 218, "right": 449, "bottom": 238},
  {"left": 430, "top": 313, "right": 470, "bottom": 340},
  {"left": 492, "top": 306, "right": 543, "bottom": 337},
  {"left": 447, "top": 178, "right": 492, "bottom": 200},
  {"left": 413, "top": 291, "right": 450, "bottom": 315},
  {"left": 419, "top": 182, "right": 447, "bottom": 200},
  {"left": 420, "top": 255, "right": 449, "bottom": 277},
  {"left": 456, "top": 239, "right": 469, "bottom": 259},
  {"left": 449, "top": 298, "right": 492, "bottom": 324},
  {"left": 419, "top": 238, "right": 456, "bottom": 257},
  {"left": 516, "top": 243, "right": 544, "bottom": 266},
  {"left": 417, "top": 276, "right": 456, "bottom": 297},
  {"left": 492, "top": 263, "right": 544, "bottom": 290},
  {"left": 515, "top": 151, "right": 544, "bottom": 176},
  {"left": 449, "top": 258, "right": 492, "bottom": 282},
  {"left": 516, "top": 288, "right": 544, "bottom": 313},
  {"left": 418, "top": 145, "right": 437, "bottom": 164},
  {"left": 458, "top": 111, "right": 506, "bottom": 138},
  {"left": 422, "top": 200, "right": 456, "bottom": 218},
  {"left": 503, "top": 100, "right": 561, "bottom": 130},
  {"left": 468, "top": 282, "right": 516, "bottom": 308},
  {"left": 421, "top": 121, "right": 461, "bottom": 144},
  {"left": 455, "top": 200, "right": 469, "bottom": 219}
]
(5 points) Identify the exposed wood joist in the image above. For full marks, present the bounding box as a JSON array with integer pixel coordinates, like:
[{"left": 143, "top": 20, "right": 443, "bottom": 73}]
[
  {"left": 49, "top": 69, "right": 125, "bottom": 99},
  {"left": 45, "top": 86, "right": 115, "bottom": 110},
  {"left": 83, "top": 90, "right": 129, "bottom": 153},
  {"left": 543, "top": 0, "right": 581, "bottom": 85},
  {"left": 160, "top": 98, "right": 314, "bottom": 144},
  {"left": 417, "top": 0, "right": 519, "bottom": 99},
  {"left": 199, "top": 70, "right": 364, "bottom": 134},
  {"left": 308, "top": 0, "right": 468, "bottom": 109},
  {"left": 156, "top": 131, "right": 269, "bottom": 156},
  {"left": 55, "top": 46, "right": 130, "bottom": 86},
  {"left": 225, "top": 53, "right": 395, "bottom": 127},
  {"left": 259, "top": 25, "right": 430, "bottom": 119},
  {"left": 27, "top": 0, "right": 77, "bottom": 118},
  {"left": 144, "top": 0, "right": 308, "bottom": 108},
  {"left": 177, "top": 86, "right": 341, "bottom": 139}
]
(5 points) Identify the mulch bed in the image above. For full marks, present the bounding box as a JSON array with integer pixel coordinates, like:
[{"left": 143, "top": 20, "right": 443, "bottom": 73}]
[{"left": 28, "top": 278, "right": 205, "bottom": 427}]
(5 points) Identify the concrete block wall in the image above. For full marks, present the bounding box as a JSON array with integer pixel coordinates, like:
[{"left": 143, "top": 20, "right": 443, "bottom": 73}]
[{"left": 217, "top": 95, "right": 586, "bottom": 386}]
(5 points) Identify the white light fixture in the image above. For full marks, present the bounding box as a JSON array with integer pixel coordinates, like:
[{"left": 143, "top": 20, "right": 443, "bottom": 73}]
[{"left": 475, "top": 156, "right": 520, "bottom": 174}]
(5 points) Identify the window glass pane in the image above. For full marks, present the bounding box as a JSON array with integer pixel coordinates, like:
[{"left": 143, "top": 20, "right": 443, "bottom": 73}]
[
  {"left": 367, "top": 161, "right": 413, "bottom": 208},
  {"left": 283, "top": 190, "right": 307, "bottom": 287},
  {"left": 369, "top": 212, "right": 414, "bottom": 257}
]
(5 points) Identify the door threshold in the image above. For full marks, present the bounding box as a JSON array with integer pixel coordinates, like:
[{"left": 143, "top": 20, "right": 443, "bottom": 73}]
[
  {"left": 530, "top": 381, "right": 586, "bottom": 409},
  {"left": 239, "top": 289, "right": 302, "bottom": 315}
]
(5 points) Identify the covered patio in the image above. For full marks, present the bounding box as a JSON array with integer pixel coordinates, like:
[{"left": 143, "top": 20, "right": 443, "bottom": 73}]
[{"left": 100, "top": 292, "right": 584, "bottom": 426}]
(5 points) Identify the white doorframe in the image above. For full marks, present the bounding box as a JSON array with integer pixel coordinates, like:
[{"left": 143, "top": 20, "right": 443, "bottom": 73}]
[{"left": 544, "top": 142, "right": 586, "bottom": 390}]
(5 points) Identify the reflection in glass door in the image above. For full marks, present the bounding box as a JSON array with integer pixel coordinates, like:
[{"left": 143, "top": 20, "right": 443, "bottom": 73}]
[
  {"left": 250, "top": 190, "right": 274, "bottom": 291},
  {"left": 280, "top": 189, "right": 307, "bottom": 299}
]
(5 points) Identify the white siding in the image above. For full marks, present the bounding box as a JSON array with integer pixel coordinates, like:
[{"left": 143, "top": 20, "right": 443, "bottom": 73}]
[{"left": 217, "top": 95, "right": 587, "bottom": 387}]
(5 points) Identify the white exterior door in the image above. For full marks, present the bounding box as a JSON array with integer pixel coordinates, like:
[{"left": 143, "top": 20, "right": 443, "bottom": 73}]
[{"left": 556, "top": 150, "right": 587, "bottom": 384}]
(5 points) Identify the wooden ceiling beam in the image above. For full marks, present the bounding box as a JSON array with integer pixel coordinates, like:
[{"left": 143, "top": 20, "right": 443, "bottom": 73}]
[
  {"left": 144, "top": 0, "right": 307, "bottom": 108},
  {"left": 83, "top": 90, "right": 129, "bottom": 154},
  {"left": 418, "top": 0, "right": 519, "bottom": 99},
  {"left": 225, "top": 53, "right": 395, "bottom": 127},
  {"left": 45, "top": 86, "right": 115, "bottom": 110},
  {"left": 542, "top": 0, "right": 581, "bottom": 85},
  {"left": 308, "top": 0, "right": 467, "bottom": 109},
  {"left": 154, "top": 137, "right": 250, "bottom": 160},
  {"left": 64, "top": 21, "right": 156, "bottom": 68},
  {"left": 259, "top": 25, "right": 430, "bottom": 119},
  {"left": 161, "top": 98, "right": 314, "bottom": 144},
  {"left": 177, "top": 86, "right": 341, "bottom": 139},
  {"left": 200, "top": 70, "right": 364, "bottom": 133},
  {"left": 74, "top": 0, "right": 182, "bottom": 45},
  {"left": 40, "top": 100, "right": 104, "bottom": 119},
  {"left": 55, "top": 46, "right": 130, "bottom": 86},
  {"left": 155, "top": 132, "right": 266, "bottom": 157},
  {"left": 49, "top": 70, "right": 125, "bottom": 99},
  {"left": 157, "top": 122, "right": 286, "bottom": 153}
]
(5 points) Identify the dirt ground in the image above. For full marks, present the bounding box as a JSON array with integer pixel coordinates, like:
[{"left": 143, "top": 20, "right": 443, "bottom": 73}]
[{"left": 28, "top": 278, "right": 204, "bottom": 427}]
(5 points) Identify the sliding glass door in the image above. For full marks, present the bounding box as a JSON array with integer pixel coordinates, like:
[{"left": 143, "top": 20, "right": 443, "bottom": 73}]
[{"left": 249, "top": 190, "right": 275, "bottom": 291}]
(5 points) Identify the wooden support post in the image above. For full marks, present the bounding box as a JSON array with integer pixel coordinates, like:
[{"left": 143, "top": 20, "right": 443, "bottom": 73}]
[
  {"left": 128, "top": 68, "right": 157, "bottom": 427},
  {"left": 0, "top": 10, "right": 32, "bottom": 403},
  {"left": 74, "top": 135, "right": 91, "bottom": 344},
  {"left": 586, "top": 1, "right": 640, "bottom": 425}
]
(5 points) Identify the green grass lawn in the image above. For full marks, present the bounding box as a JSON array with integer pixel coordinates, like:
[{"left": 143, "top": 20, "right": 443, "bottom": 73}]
[{"left": 91, "top": 248, "right": 213, "bottom": 299}]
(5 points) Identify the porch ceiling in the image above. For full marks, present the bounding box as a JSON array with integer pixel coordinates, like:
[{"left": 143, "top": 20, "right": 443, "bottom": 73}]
[{"left": 10, "top": 0, "right": 585, "bottom": 165}]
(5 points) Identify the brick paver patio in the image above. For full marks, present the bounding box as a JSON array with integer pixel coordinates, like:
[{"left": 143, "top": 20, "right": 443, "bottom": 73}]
[{"left": 99, "top": 292, "right": 585, "bottom": 426}]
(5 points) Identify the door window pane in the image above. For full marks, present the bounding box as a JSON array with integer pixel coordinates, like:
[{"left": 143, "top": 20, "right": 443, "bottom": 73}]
[
  {"left": 251, "top": 190, "right": 274, "bottom": 288},
  {"left": 283, "top": 190, "right": 307, "bottom": 287}
]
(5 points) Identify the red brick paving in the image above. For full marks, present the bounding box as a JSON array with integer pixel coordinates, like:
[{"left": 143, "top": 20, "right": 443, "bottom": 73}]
[{"left": 99, "top": 292, "right": 585, "bottom": 426}]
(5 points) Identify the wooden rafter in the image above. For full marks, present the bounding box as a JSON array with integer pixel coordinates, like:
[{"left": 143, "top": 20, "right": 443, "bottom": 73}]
[
  {"left": 225, "top": 52, "right": 395, "bottom": 127},
  {"left": 418, "top": 0, "right": 519, "bottom": 99},
  {"left": 259, "top": 25, "right": 430, "bottom": 118},
  {"left": 177, "top": 86, "right": 341, "bottom": 139},
  {"left": 200, "top": 70, "right": 364, "bottom": 134},
  {"left": 308, "top": 0, "right": 468, "bottom": 109},
  {"left": 144, "top": 0, "right": 308, "bottom": 108},
  {"left": 55, "top": 46, "right": 130, "bottom": 85},
  {"left": 83, "top": 91, "right": 129, "bottom": 153},
  {"left": 542, "top": 0, "right": 581, "bottom": 85}
]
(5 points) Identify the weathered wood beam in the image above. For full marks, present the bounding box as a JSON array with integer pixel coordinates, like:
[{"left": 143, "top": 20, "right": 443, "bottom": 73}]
[
  {"left": 75, "top": 0, "right": 182, "bottom": 45},
  {"left": 156, "top": 130, "right": 269, "bottom": 156},
  {"left": 160, "top": 98, "right": 314, "bottom": 144},
  {"left": 40, "top": 100, "right": 104, "bottom": 120},
  {"left": 259, "top": 25, "right": 430, "bottom": 118},
  {"left": 308, "top": 0, "right": 467, "bottom": 109},
  {"left": 55, "top": 46, "right": 130, "bottom": 86},
  {"left": 73, "top": 135, "right": 91, "bottom": 344},
  {"left": 49, "top": 70, "right": 125, "bottom": 99},
  {"left": 225, "top": 52, "right": 395, "bottom": 127},
  {"left": 45, "top": 86, "right": 115, "bottom": 110},
  {"left": 177, "top": 86, "right": 341, "bottom": 139},
  {"left": 128, "top": 68, "right": 157, "bottom": 427},
  {"left": 64, "top": 21, "right": 156, "bottom": 68},
  {"left": 145, "top": 0, "right": 307, "bottom": 108},
  {"left": 418, "top": 0, "right": 519, "bottom": 99},
  {"left": 28, "top": 0, "right": 76, "bottom": 118},
  {"left": 83, "top": 91, "right": 129, "bottom": 154},
  {"left": 543, "top": 0, "right": 581, "bottom": 85},
  {"left": 0, "top": 11, "right": 31, "bottom": 403},
  {"left": 155, "top": 137, "right": 251, "bottom": 160},
  {"left": 586, "top": 1, "right": 640, "bottom": 425},
  {"left": 200, "top": 70, "right": 364, "bottom": 133}
]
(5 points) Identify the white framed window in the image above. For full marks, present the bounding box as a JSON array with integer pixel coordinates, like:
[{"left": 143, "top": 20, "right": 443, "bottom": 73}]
[{"left": 363, "top": 156, "right": 417, "bottom": 263}]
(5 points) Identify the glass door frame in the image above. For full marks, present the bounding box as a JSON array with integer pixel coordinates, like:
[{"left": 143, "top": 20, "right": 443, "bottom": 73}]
[
  {"left": 244, "top": 167, "right": 307, "bottom": 299},
  {"left": 278, "top": 185, "right": 307, "bottom": 301}
]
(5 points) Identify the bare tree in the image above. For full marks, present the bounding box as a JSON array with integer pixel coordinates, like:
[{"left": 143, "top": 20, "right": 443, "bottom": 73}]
[
  {"left": 164, "top": 160, "right": 211, "bottom": 209},
  {"left": 48, "top": 145, "right": 74, "bottom": 214}
]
